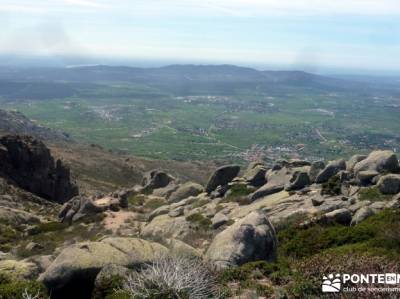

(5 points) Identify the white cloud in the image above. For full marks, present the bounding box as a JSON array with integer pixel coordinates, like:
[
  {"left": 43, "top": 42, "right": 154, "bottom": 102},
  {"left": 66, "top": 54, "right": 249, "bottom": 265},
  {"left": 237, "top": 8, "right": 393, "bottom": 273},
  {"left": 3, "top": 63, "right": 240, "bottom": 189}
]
[
  {"left": 63, "top": 0, "right": 109, "bottom": 9},
  {"left": 203, "top": 0, "right": 400, "bottom": 16},
  {"left": 2, "top": 0, "right": 400, "bottom": 17}
]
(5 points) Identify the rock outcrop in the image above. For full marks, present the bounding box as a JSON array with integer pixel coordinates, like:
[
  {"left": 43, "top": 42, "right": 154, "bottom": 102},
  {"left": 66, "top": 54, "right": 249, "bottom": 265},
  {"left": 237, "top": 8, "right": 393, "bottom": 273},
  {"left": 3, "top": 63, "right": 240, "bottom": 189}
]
[
  {"left": 58, "top": 191, "right": 130, "bottom": 223},
  {"left": 353, "top": 150, "right": 399, "bottom": 175},
  {"left": 242, "top": 162, "right": 267, "bottom": 187},
  {"left": 315, "top": 159, "right": 346, "bottom": 183},
  {"left": 0, "top": 135, "right": 78, "bottom": 203},
  {"left": 141, "top": 170, "right": 176, "bottom": 193},
  {"left": 39, "top": 237, "right": 168, "bottom": 297},
  {"left": 205, "top": 165, "right": 240, "bottom": 193},
  {"left": 377, "top": 174, "right": 400, "bottom": 194},
  {"left": 206, "top": 211, "right": 277, "bottom": 268},
  {"left": 168, "top": 182, "right": 204, "bottom": 203}
]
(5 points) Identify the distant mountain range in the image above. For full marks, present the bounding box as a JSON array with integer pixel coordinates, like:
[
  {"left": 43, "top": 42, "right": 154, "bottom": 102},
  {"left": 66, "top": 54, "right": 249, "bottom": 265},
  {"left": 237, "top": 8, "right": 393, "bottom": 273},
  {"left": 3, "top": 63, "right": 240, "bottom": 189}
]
[
  {"left": 0, "top": 64, "right": 337, "bottom": 83},
  {"left": 0, "top": 64, "right": 364, "bottom": 100}
]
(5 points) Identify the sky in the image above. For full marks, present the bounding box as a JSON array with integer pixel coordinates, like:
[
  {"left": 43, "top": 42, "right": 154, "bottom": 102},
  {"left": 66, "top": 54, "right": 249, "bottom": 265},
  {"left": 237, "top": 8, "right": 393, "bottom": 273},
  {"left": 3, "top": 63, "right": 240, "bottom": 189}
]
[{"left": 1, "top": 0, "right": 400, "bottom": 73}]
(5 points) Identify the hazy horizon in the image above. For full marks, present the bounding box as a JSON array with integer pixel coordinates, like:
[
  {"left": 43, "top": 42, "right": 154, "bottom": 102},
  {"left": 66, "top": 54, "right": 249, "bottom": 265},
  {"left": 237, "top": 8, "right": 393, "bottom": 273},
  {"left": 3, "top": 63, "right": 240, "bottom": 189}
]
[{"left": 2, "top": 0, "right": 400, "bottom": 75}]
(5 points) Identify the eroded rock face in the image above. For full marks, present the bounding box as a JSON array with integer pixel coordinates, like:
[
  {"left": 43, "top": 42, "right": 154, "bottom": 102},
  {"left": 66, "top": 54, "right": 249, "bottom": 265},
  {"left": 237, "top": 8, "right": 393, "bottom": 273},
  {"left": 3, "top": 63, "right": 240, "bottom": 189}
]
[
  {"left": 58, "top": 192, "right": 129, "bottom": 223},
  {"left": 242, "top": 163, "right": 267, "bottom": 187},
  {"left": 377, "top": 174, "right": 400, "bottom": 194},
  {"left": 205, "top": 165, "right": 240, "bottom": 193},
  {"left": 141, "top": 215, "right": 193, "bottom": 240},
  {"left": 142, "top": 170, "right": 176, "bottom": 191},
  {"left": 285, "top": 170, "right": 310, "bottom": 191},
  {"left": 168, "top": 182, "right": 204, "bottom": 203},
  {"left": 308, "top": 161, "right": 325, "bottom": 183},
  {"left": 0, "top": 135, "right": 78, "bottom": 203},
  {"left": 205, "top": 211, "right": 277, "bottom": 268},
  {"left": 353, "top": 150, "right": 399, "bottom": 175},
  {"left": 315, "top": 159, "right": 346, "bottom": 184},
  {"left": 347, "top": 154, "right": 367, "bottom": 172},
  {"left": 39, "top": 237, "right": 168, "bottom": 298},
  {"left": 351, "top": 207, "right": 375, "bottom": 226}
]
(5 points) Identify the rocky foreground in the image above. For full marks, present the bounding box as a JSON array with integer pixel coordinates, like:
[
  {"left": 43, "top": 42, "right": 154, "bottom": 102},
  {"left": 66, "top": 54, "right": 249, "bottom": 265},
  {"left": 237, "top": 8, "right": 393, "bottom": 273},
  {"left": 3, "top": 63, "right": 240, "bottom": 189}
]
[{"left": 1, "top": 135, "right": 400, "bottom": 298}]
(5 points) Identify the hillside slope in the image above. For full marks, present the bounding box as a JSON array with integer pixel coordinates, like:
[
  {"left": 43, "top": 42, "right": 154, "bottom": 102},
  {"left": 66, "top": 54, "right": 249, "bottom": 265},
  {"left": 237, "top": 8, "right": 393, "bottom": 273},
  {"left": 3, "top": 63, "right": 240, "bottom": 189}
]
[{"left": 0, "top": 132, "right": 399, "bottom": 298}]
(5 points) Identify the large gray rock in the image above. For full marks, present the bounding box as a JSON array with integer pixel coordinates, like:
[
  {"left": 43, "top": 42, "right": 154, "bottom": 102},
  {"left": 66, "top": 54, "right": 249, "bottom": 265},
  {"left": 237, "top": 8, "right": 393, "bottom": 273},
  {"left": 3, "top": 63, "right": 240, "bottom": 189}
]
[
  {"left": 152, "top": 183, "right": 179, "bottom": 199},
  {"left": 59, "top": 195, "right": 121, "bottom": 223},
  {"left": 321, "top": 208, "right": 352, "bottom": 225},
  {"left": 205, "top": 165, "right": 240, "bottom": 193},
  {"left": 205, "top": 211, "right": 277, "bottom": 268},
  {"left": 141, "top": 215, "right": 192, "bottom": 240},
  {"left": 315, "top": 159, "right": 346, "bottom": 183},
  {"left": 347, "top": 154, "right": 367, "bottom": 172},
  {"left": 353, "top": 150, "right": 399, "bottom": 175},
  {"left": 242, "top": 163, "right": 267, "bottom": 187},
  {"left": 247, "top": 167, "right": 291, "bottom": 201},
  {"left": 168, "top": 182, "right": 204, "bottom": 203},
  {"left": 39, "top": 237, "right": 167, "bottom": 295},
  {"left": 164, "top": 238, "right": 201, "bottom": 257},
  {"left": 248, "top": 184, "right": 284, "bottom": 202},
  {"left": 377, "top": 174, "right": 400, "bottom": 194},
  {"left": 285, "top": 171, "right": 310, "bottom": 191},
  {"left": 211, "top": 212, "right": 229, "bottom": 229},
  {"left": 142, "top": 170, "right": 176, "bottom": 192},
  {"left": 308, "top": 161, "right": 325, "bottom": 182},
  {"left": 148, "top": 205, "right": 170, "bottom": 221},
  {"left": 351, "top": 207, "right": 375, "bottom": 226},
  {"left": 356, "top": 171, "right": 380, "bottom": 186}
]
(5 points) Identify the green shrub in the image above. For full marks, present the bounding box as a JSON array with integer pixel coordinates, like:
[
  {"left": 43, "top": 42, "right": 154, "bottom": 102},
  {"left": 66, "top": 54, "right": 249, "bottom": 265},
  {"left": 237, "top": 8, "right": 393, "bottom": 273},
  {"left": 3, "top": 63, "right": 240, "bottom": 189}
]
[
  {"left": 358, "top": 186, "right": 391, "bottom": 202},
  {"left": 278, "top": 209, "right": 400, "bottom": 259},
  {"left": 104, "top": 291, "right": 131, "bottom": 299},
  {"left": 128, "top": 195, "right": 145, "bottom": 206},
  {"left": 144, "top": 198, "right": 166, "bottom": 210},
  {"left": 191, "top": 199, "right": 209, "bottom": 209},
  {"left": 0, "top": 280, "right": 47, "bottom": 299},
  {"left": 321, "top": 175, "right": 341, "bottom": 196},
  {"left": 77, "top": 213, "right": 107, "bottom": 224},
  {"left": 185, "top": 213, "right": 211, "bottom": 230},
  {"left": 93, "top": 274, "right": 126, "bottom": 299},
  {"left": 0, "top": 223, "right": 19, "bottom": 251},
  {"left": 221, "top": 184, "right": 253, "bottom": 205},
  {"left": 28, "top": 222, "right": 68, "bottom": 235}
]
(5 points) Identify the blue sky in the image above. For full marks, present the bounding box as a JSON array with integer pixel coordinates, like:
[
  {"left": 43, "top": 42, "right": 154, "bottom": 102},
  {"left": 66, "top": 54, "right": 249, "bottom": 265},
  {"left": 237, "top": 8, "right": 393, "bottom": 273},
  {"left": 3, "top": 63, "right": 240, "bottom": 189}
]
[{"left": 1, "top": 0, "right": 400, "bottom": 73}]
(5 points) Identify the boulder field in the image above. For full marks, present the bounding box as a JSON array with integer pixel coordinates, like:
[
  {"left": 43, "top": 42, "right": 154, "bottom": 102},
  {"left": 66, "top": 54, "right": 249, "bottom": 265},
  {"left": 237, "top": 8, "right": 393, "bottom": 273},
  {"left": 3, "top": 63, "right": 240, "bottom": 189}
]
[{"left": 0, "top": 137, "right": 399, "bottom": 298}]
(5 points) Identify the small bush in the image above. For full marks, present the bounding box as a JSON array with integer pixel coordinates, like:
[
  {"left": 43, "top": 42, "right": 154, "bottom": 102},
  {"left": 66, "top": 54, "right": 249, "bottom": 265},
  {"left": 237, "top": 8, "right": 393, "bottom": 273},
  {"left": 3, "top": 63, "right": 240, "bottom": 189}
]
[
  {"left": 221, "top": 184, "right": 253, "bottom": 205},
  {"left": 78, "top": 213, "right": 107, "bottom": 224},
  {"left": 191, "top": 199, "right": 209, "bottom": 209},
  {"left": 321, "top": 175, "right": 341, "bottom": 196},
  {"left": 185, "top": 213, "right": 212, "bottom": 230},
  {"left": 93, "top": 274, "right": 126, "bottom": 299},
  {"left": 104, "top": 291, "right": 131, "bottom": 299},
  {"left": 28, "top": 222, "right": 68, "bottom": 235},
  {"left": 122, "top": 255, "right": 218, "bottom": 299},
  {"left": 278, "top": 209, "right": 400, "bottom": 259},
  {"left": 128, "top": 195, "right": 145, "bottom": 206},
  {"left": 0, "top": 223, "right": 19, "bottom": 251},
  {"left": 144, "top": 198, "right": 166, "bottom": 210},
  {"left": 358, "top": 186, "right": 391, "bottom": 202},
  {"left": 0, "top": 280, "right": 47, "bottom": 299}
]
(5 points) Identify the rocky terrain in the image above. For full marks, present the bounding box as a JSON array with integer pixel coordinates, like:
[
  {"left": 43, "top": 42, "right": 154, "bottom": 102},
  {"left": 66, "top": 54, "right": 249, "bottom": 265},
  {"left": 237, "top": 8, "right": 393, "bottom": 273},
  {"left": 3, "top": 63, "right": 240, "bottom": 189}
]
[{"left": 0, "top": 133, "right": 400, "bottom": 298}]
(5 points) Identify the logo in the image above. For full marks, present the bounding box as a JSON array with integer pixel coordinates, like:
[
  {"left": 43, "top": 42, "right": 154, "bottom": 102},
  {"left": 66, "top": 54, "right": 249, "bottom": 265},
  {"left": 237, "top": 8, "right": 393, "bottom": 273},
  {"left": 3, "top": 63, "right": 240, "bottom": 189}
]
[{"left": 322, "top": 274, "right": 341, "bottom": 293}]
